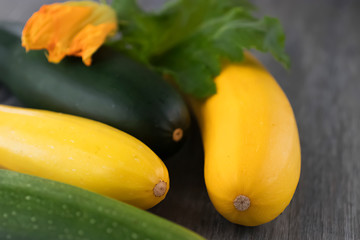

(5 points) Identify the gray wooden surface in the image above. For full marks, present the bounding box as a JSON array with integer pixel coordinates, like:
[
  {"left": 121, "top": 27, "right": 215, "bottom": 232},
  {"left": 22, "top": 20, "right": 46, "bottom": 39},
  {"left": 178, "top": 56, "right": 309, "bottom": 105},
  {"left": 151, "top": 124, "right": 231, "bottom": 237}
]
[{"left": 1, "top": 0, "right": 360, "bottom": 239}]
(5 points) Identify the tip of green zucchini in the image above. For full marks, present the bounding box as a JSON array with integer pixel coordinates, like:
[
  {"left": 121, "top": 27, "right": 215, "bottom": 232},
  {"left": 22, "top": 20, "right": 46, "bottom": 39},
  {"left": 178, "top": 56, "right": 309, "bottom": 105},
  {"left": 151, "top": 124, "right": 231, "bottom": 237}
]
[
  {"left": 153, "top": 181, "right": 167, "bottom": 197},
  {"left": 172, "top": 128, "right": 183, "bottom": 142}
]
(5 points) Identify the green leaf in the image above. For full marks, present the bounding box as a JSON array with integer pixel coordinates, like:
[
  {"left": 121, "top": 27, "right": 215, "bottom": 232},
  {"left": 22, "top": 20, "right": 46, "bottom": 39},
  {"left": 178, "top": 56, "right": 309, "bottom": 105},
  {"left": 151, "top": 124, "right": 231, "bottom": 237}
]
[{"left": 111, "top": 0, "right": 290, "bottom": 98}]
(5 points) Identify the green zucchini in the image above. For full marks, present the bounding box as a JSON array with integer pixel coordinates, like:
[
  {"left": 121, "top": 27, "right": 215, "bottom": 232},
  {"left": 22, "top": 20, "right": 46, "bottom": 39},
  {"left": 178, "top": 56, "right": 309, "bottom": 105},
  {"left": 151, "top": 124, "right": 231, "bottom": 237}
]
[
  {"left": 0, "top": 25, "right": 190, "bottom": 157},
  {"left": 0, "top": 169, "right": 204, "bottom": 240}
]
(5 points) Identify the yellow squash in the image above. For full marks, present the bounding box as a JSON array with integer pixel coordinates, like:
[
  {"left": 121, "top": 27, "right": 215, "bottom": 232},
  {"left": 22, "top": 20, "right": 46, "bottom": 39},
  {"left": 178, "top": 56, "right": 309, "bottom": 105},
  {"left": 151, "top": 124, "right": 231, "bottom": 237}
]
[
  {"left": 189, "top": 54, "right": 301, "bottom": 226},
  {"left": 0, "top": 105, "right": 169, "bottom": 209}
]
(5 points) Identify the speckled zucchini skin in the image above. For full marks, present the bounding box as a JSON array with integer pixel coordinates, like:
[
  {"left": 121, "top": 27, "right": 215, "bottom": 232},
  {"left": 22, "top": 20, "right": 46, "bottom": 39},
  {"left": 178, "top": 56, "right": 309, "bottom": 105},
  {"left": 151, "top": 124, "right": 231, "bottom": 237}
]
[{"left": 0, "top": 170, "right": 204, "bottom": 240}]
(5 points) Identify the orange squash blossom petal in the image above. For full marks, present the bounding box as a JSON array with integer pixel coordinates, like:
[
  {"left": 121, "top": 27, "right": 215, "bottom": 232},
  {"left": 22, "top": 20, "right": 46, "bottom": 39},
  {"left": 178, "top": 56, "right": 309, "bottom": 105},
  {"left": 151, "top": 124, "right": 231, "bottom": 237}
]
[{"left": 22, "top": 1, "right": 117, "bottom": 66}]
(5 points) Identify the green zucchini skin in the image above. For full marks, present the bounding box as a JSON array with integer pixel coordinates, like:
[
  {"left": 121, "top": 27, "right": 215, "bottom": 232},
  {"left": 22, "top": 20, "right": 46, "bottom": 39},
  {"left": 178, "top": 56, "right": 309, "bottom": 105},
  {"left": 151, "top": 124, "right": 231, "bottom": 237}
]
[
  {"left": 0, "top": 170, "right": 204, "bottom": 240},
  {"left": 0, "top": 26, "right": 190, "bottom": 157}
]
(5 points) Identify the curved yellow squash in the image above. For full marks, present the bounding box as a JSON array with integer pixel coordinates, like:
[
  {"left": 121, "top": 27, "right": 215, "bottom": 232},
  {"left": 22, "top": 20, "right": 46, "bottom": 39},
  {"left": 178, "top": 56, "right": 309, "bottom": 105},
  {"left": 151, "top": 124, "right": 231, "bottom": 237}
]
[
  {"left": 190, "top": 54, "right": 301, "bottom": 226},
  {"left": 0, "top": 105, "right": 169, "bottom": 209}
]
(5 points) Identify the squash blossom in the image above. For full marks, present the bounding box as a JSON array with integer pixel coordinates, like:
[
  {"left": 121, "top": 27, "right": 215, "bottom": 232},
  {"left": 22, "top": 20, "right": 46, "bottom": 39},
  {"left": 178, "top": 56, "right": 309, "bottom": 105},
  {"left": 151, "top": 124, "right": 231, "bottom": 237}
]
[{"left": 22, "top": 1, "right": 117, "bottom": 66}]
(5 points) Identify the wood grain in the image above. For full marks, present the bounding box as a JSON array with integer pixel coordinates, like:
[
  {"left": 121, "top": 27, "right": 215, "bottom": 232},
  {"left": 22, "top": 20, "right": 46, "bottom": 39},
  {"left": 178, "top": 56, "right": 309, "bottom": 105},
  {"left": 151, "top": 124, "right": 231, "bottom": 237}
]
[{"left": 1, "top": 0, "right": 359, "bottom": 239}]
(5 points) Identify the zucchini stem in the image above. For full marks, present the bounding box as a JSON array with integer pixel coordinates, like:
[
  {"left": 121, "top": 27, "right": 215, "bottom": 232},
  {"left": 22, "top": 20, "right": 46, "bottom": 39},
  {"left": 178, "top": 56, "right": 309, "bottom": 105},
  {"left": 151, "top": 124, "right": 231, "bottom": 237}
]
[{"left": 172, "top": 128, "right": 183, "bottom": 142}]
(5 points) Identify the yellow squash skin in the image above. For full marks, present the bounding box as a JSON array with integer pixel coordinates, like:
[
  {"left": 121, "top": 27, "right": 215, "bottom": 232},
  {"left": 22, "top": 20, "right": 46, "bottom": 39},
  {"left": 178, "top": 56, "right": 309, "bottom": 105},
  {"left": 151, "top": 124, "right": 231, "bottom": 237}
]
[
  {"left": 0, "top": 105, "right": 169, "bottom": 210},
  {"left": 190, "top": 54, "right": 301, "bottom": 226}
]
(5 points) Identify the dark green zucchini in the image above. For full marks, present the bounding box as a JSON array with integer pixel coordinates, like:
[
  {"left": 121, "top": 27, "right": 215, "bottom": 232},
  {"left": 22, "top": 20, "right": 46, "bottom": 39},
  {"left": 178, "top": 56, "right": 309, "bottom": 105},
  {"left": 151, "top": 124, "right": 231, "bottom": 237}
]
[
  {"left": 0, "top": 169, "right": 204, "bottom": 240},
  {"left": 0, "top": 25, "right": 190, "bottom": 157}
]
